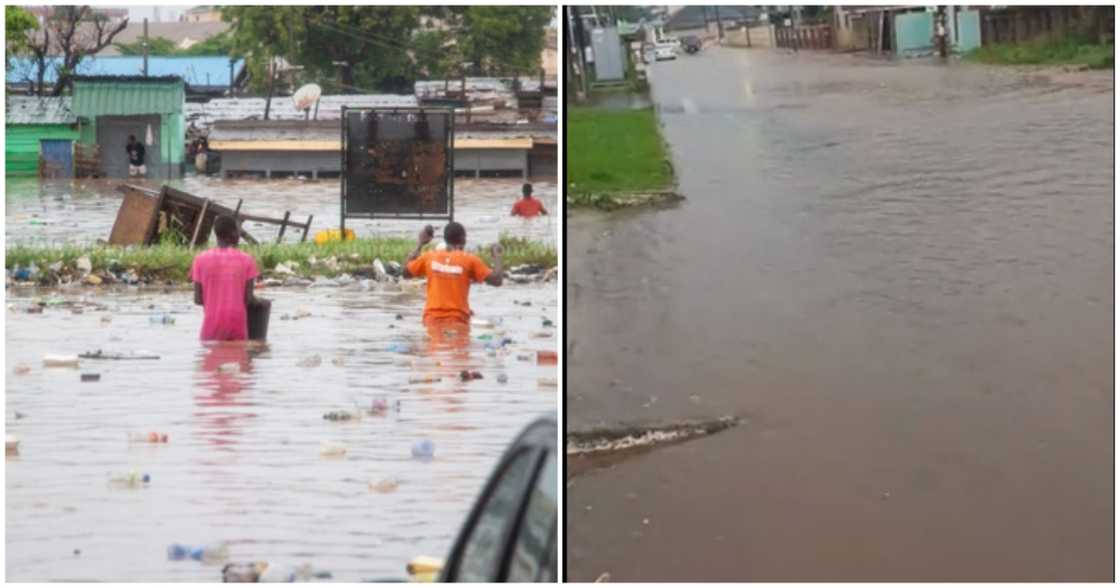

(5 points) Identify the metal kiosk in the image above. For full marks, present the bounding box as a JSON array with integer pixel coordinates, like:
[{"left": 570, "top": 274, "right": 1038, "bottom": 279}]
[{"left": 340, "top": 107, "right": 455, "bottom": 234}]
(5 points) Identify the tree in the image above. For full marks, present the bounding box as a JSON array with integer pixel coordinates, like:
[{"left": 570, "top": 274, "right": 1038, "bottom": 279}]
[
  {"left": 454, "top": 7, "right": 552, "bottom": 76},
  {"left": 412, "top": 29, "right": 460, "bottom": 80},
  {"left": 180, "top": 30, "right": 235, "bottom": 56},
  {"left": 112, "top": 30, "right": 235, "bottom": 57},
  {"left": 113, "top": 36, "right": 178, "bottom": 56},
  {"left": 26, "top": 6, "right": 128, "bottom": 96},
  {"left": 6, "top": 6, "right": 38, "bottom": 69}
]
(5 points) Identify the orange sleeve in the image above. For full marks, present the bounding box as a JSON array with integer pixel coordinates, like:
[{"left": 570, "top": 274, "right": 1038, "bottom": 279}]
[
  {"left": 406, "top": 251, "right": 429, "bottom": 278},
  {"left": 471, "top": 254, "right": 493, "bottom": 283},
  {"left": 511, "top": 201, "right": 522, "bottom": 216}
]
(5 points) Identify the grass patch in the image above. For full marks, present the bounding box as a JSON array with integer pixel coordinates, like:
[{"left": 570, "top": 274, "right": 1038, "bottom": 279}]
[
  {"left": 7, "top": 234, "right": 556, "bottom": 284},
  {"left": 965, "top": 34, "right": 1114, "bottom": 69},
  {"left": 568, "top": 107, "right": 673, "bottom": 207}
]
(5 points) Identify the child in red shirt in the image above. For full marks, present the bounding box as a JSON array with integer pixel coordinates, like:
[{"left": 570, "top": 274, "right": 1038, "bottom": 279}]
[
  {"left": 190, "top": 215, "right": 260, "bottom": 341},
  {"left": 511, "top": 183, "right": 548, "bottom": 218}
]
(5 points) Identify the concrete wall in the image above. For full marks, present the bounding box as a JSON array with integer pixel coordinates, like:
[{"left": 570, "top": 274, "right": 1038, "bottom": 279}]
[{"left": 726, "top": 25, "right": 774, "bottom": 48}]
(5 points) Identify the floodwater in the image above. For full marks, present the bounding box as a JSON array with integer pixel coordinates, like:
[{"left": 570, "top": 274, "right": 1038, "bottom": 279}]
[
  {"left": 567, "top": 49, "right": 1112, "bottom": 581},
  {"left": 6, "top": 281, "right": 557, "bottom": 581},
  {"left": 5, "top": 176, "right": 557, "bottom": 248}
]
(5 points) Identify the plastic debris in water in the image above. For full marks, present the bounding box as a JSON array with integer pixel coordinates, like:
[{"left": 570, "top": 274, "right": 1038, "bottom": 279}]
[
  {"left": 149, "top": 314, "right": 175, "bottom": 325},
  {"left": 42, "top": 354, "right": 79, "bottom": 368},
  {"left": 128, "top": 432, "right": 169, "bottom": 443},
  {"left": 107, "top": 470, "right": 150, "bottom": 488},
  {"left": 411, "top": 439, "right": 435, "bottom": 460},
  {"left": 386, "top": 342, "right": 410, "bottom": 353},
  {"left": 458, "top": 370, "right": 483, "bottom": 382},
  {"left": 13, "top": 364, "right": 31, "bottom": 375},
  {"left": 6, "top": 435, "right": 20, "bottom": 455},
  {"left": 320, "top": 440, "right": 347, "bottom": 457},
  {"left": 298, "top": 354, "right": 322, "bottom": 368},
  {"left": 80, "top": 373, "right": 100, "bottom": 382},
  {"left": 369, "top": 478, "right": 401, "bottom": 494},
  {"left": 370, "top": 397, "right": 390, "bottom": 415},
  {"left": 497, "top": 374, "right": 509, "bottom": 384}
]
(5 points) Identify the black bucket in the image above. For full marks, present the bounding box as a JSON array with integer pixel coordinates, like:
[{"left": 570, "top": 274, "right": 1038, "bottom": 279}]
[{"left": 248, "top": 298, "right": 271, "bottom": 341}]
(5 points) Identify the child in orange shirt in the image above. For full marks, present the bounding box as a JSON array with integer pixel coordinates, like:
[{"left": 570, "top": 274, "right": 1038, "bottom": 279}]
[{"left": 510, "top": 183, "right": 547, "bottom": 218}]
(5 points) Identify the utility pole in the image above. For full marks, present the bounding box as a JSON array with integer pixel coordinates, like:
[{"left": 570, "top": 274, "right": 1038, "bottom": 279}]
[
  {"left": 142, "top": 18, "right": 149, "bottom": 76},
  {"left": 936, "top": 6, "right": 948, "bottom": 58},
  {"left": 569, "top": 7, "right": 588, "bottom": 99},
  {"left": 715, "top": 6, "right": 725, "bottom": 42},
  {"left": 264, "top": 55, "right": 275, "bottom": 120}
]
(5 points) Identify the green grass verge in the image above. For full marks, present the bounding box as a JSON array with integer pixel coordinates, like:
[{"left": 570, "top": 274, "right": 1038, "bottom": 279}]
[
  {"left": 567, "top": 107, "right": 673, "bottom": 205},
  {"left": 965, "top": 35, "right": 1114, "bottom": 69},
  {"left": 7, "top": 234, "right": 556, "bottom": 284}
]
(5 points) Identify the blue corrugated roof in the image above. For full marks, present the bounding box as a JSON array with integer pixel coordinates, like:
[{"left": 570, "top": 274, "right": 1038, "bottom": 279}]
[{"left": 6, "top": 56, "right": 243, "bottom": 88}]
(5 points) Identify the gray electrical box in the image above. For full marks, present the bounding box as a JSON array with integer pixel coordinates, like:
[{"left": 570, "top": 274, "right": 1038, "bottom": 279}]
[{"left": 590, "top": 27, "right": 625, "bottom": 82}]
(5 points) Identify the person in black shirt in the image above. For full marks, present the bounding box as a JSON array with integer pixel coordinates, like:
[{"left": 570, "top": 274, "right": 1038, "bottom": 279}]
[{"left": 126, "top": 135, "right": 146, "bottom": 177}]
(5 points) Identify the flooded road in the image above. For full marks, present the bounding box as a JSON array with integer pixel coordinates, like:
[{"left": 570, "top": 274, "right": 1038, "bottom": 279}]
[
  {"left": 5, "top": 177, "right": 557, "bottom": 248},
  {"left": 6, "top": 282, "right": 557, "bottom": 581},
  {"left": 567, "top": 49, "right": 1112, "bottom": 581}
]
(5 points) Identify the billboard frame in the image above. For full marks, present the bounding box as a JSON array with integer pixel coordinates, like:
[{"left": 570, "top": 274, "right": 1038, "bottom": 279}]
[{"left": 340, "top": 106, "right": 455, "bottom": 232}]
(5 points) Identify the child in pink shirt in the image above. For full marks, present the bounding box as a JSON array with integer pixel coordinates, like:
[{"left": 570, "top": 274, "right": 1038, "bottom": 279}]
[{"left": 190, "top": 215, "right": 260, "bottom": 341}]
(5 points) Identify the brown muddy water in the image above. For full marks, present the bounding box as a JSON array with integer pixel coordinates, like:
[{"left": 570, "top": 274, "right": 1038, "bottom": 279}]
[
  {"left": 5, "top": 176, "right": 557, "bottom": 247},
  {"left": 567, "top": 49, "right": 1112, "bottom": 581},
  {"left": 6, "top": 280, "right": 556, "bottom": 580}
]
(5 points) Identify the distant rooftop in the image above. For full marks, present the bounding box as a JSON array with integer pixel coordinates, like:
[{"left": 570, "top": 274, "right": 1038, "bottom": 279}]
[
  {"left": 185, "top": 94, "right": 420, "bottom": 130},
  {"left": 5, "top": 96, "right": 77, "bottom": 125}
]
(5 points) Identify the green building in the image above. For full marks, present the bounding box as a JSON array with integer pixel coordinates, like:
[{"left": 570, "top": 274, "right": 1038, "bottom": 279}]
[
  {"left": 5, "top": 97, "right": 81, "bottom": 177},
  {"left": 72, "top": 75, "right": 186, "bottom": 179}
]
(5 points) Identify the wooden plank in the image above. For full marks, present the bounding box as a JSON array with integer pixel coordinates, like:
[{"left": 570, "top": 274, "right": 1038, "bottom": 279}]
[
  {"left": 191, "top": 199, "right": 211, "bottom": 246},
  {"left": 302, "top": 215, "right": 313, "bottom": 242},
  {"left": 276, "top": 211, "right": 291, "bottom": 244},
  {"left": 109, "top": 188, "right": 162, "bottom": 246}
]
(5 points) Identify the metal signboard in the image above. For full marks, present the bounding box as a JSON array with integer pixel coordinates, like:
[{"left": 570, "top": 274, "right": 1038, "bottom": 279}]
[{"left": 341, "top": 107, "right": 454, "bottom": 227}]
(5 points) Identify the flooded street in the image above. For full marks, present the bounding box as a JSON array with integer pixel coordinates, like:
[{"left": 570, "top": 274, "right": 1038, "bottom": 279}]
[
  {"left": 568, "top": 48, "right": 1112, "bottom": 581},
  {"left": 6, "top": 281, "right": 557, "bottom": 580},
  {"left": 6, "top": 177, "right": 557, "bottom": 248}
]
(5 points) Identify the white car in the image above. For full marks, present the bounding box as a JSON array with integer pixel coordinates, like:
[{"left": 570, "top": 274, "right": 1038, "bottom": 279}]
[{"left": 654, "top": 43, "right": 677, "bottom": 61}]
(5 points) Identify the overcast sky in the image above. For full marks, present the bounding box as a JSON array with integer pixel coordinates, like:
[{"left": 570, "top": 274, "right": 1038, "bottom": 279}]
[{"left": 101, "top": 5, "right": 192, "bottom": 22}]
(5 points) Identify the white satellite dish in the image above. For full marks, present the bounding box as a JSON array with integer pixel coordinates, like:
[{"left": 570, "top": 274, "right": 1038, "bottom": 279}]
[{"left": 292, "top": 84, "right": 322, "bottom": 111}]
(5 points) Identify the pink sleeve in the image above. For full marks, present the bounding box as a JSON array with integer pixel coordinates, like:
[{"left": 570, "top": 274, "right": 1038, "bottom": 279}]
[{"left": 244, "top": 254, "right": 260, "bottom": 281}]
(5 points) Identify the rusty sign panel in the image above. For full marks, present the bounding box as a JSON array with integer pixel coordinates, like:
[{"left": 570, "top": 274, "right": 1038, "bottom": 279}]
[{"left": 341, "top": 107, "right": 454, "bottom": 222}]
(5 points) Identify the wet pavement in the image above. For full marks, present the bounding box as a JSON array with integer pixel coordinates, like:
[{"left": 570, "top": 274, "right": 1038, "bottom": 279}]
[
  {"left": 6, "top": 282, "right": 557, "bottom": 581},
  {"left": 5, "top": 176, "right": 557, "bottom": 248},
  {"left": 567, "top": 49, "right": 1112, "bottom": 581}
]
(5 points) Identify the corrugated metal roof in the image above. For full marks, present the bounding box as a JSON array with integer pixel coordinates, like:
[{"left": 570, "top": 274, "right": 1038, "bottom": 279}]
[
  {"left": 72, "top": 78, "right": 185, "bottom": 116},
  {"left": 7, "top": 56, "right": 244, "bottom": 88},
  {"left": 185, "top": 95, "right": 419, "bottom": 130},
  {"left": 5, "top": 96, "right": 77, "bottom": 125}
]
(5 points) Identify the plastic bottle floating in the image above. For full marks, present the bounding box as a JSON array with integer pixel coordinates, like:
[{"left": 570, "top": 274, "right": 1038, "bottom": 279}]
[
  {"left": 411, "top": 439, "right": 435, "bottom": 461},
  {"left": 128, "top": 432, "right": 169, "bottom": 444},
  {"left": 107, "top": 470, "right": 151, "bottom": 488},
  {"left": 167, "top": 542, "right": 229, "bottom": 563}
]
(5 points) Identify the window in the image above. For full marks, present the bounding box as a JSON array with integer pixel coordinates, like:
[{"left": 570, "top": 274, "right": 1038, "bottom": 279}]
[
  {"left": 506, "top": 450, "right": 558, "bottom": 582},
  {"left": 454, "top": 449, "right": 539, "bottom": 582}
]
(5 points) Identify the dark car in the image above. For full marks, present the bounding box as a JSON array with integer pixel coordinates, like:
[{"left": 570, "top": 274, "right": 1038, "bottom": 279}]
[
  {"left": 439, "top": 415, "right": 558, "bottom": 582},
  {"left": 683, "top": 35, "right": 703, "bottom": 54}
]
